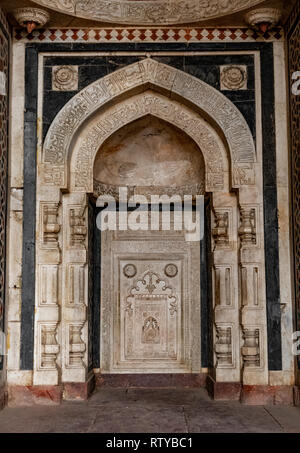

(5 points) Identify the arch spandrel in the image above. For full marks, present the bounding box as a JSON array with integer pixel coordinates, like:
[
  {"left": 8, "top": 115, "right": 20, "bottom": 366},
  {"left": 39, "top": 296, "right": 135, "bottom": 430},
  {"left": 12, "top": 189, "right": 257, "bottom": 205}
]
[{"left": 42, "top": 58, "right": 256, "bottom": 191}]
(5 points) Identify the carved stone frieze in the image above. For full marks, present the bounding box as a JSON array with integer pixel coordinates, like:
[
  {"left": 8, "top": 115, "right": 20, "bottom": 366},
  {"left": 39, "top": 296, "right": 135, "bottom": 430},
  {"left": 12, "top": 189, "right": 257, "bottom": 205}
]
[{"left": 30, "top": 0, "right": 266, "bottom": 25}]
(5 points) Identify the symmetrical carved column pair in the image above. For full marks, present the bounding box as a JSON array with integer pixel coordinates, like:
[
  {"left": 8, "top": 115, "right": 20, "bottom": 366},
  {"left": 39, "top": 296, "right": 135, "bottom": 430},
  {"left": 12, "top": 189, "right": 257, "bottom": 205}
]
[
  {"left": 34, "top": 200, "right": 61, "bottom": 385},
  {"left": 212, "top": 195, "right": 239, "bottom": 381},
  {"left": 212, "top": 196, "right": 268, "bottom": 385}
]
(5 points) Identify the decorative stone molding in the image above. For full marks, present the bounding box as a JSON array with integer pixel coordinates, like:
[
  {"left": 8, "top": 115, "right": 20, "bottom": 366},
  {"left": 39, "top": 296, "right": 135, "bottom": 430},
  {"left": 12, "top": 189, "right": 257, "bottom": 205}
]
[
  {"left": 242, "top": 328, "right": 260, "bottom": 368},
  {"left": 68, "top": 265, "right": 85, "bottom": 305},
  {"left": 245, "top": 8, "right": 282, "bottom": 33},
  {"left": 43, "top": 59, "right": 256, "bottom": 191},
  {"left": 52, "top": 66, "right": 78, "bottom": 92},
  {"left": 30, "top": 0, "right": 265, "bottom": 25},
  {"left": 13, "top": 7, "right": 50, "bottom": 33},
  {"left": 69, "top": 323, "right": 86, "bottom": 367},
  {"left": 164, "top": 264, "right": 178, "bottom": 278},
  {"left": 42, "top": 203, "right": 60, "bottom": 247},
  {"left": 69, "top": 207, "right": 87, "bottom": 248},
  {"left": 40, "top": 323, "right": 59, "bottom": 369},
  {"left": 220, "top": 65, "right": 247, "bottom": 91},
  {"left": 123, "top": 264, "right": 137, "bottom": 279},
  {"left": 215, "top": 326, "right": 232, "bottom": 367},
  {"left": 239, "top": 208, "right": 256, "bottom": 246},
  {"left": 214, "top": 266, "right": 232, "bottom": 307},
  {"left": 212, "top": 211, "right": 229, "bottom": 247},
  {"left": 14, "top": 27, "right": 285, "bottom": 43}
]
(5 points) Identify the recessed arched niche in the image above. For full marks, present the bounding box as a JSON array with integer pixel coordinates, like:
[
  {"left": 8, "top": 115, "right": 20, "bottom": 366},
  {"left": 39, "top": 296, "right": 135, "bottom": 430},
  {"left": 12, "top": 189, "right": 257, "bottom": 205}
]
[{"left": 93, "top": 115, "right": 206, "bottom": 197}]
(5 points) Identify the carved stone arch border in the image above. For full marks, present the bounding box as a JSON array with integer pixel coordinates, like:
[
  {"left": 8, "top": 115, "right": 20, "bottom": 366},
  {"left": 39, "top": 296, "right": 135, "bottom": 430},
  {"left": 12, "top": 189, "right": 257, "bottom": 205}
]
[
  {"left": 70, "top": 90, "right": 229, "bottom": 193},
  {"left": 42, "top": 58, "right": 256, "bottom": 191}
]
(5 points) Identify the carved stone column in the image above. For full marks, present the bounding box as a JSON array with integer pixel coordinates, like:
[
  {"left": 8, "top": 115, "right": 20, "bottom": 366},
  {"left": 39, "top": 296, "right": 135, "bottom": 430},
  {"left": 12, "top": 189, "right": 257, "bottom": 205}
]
[
  {"left": 34, "top": 195, "right": 61, "bottom": 386},
  {"left": 211, "top": 193, "right": 240, "bottom": 385},
  {"left": 61, "top": 193, "right": 89, "bottom": 384},
  {"left": 238, "top": 201, "right": 268, "bottom": 386}
]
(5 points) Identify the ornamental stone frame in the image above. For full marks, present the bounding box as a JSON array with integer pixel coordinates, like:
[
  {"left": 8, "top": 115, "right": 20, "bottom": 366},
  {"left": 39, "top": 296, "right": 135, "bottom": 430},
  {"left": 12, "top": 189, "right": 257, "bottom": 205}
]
[{"left": 34, "top": 58, "right": 268, "bottom": 392}]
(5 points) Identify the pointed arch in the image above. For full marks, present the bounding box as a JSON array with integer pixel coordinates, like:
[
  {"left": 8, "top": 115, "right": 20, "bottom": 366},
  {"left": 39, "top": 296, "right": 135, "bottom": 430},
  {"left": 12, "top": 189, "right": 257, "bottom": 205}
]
[
  {"left": 42, "top": 58, "right": 255, "bottom": 190},
  {"left": 70, "top": 90, "right": 229, "bottom": 193}
]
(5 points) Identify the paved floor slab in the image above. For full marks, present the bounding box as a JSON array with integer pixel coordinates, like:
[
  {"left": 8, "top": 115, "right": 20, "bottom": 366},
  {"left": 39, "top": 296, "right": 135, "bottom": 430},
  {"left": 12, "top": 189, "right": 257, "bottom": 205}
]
[{"left": 0, "top": 388, "right": 299, "bottom": 433}]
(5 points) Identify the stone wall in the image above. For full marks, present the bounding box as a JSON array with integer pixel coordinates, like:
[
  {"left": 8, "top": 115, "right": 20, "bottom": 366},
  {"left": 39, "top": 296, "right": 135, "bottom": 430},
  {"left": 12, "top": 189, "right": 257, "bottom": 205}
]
[
  {"left": 0, "top": 5, "right": 10, "bottom": 409},
  {"left": 286, "top": 0, "right": 300, "bottom": 381},
  {"left": 5, "top": 25, "right": 295, "bottom": 404}
]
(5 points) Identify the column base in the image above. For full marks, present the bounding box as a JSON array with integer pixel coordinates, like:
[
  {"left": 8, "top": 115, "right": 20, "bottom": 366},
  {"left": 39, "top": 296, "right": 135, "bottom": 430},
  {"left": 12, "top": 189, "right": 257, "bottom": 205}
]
[
  {"left": 206, "top": 376, "right": 242, "bottom": 401},
  {"left": 0, "top": 384, "right": 7, "bottom": 410},
  {"left": 63, "top": 374, "right": 95, "bottom": 401},
  {"left": 8, "top": 385, "right": 63, "bottom": 407},
  {"left": 206, "top": 376, "right": 295, "bottom": 405},
  {"left": 241, "top": 385, "right": 294, "bottom": 405},
  {"left": 95, "top": 373, "right": 207, "bottom": 388}
]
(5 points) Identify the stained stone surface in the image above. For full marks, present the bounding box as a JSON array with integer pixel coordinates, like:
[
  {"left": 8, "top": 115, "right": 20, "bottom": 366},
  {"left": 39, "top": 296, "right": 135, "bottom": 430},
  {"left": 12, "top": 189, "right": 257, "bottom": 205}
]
[
  {"left": 0, "top": 388, "right": 300, "bottom": 433},
  {"left": 94, "top": 116, "right": 205, "bottom": 189}
]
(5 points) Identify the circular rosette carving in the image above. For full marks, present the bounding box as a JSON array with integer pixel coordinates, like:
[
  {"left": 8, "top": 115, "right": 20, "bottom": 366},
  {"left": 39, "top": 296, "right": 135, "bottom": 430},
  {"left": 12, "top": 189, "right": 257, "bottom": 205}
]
[
  {"left": 221, "top": 66, "right": 247, "bottom": 91},
  {"left": 52, "top": 66, "right": 78, "bottom": 91},
  {"left": 164, "top": 263, "right": 178, "bottom": 278},
  {"left": 123, "top": 264, "right": 137, "bottom": 278}
]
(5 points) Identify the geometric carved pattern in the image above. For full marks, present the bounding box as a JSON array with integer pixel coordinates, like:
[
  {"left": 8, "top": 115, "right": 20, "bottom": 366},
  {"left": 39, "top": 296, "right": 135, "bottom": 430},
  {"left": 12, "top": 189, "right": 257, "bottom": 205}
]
[
  {"left": 0, "top": 22, "right": 9, "bottom": 371},
  {"left": 288, "top": 14, "right": 300, "bottom": 325},
  {"left": 43, "top": 59, "right": 256, "bottom": 190},
  {"left": 30, "top": 0, "right": 266, "bottom": 25},
  {"left": 14, "top": 27, "right": 285, "bottom": 43}
]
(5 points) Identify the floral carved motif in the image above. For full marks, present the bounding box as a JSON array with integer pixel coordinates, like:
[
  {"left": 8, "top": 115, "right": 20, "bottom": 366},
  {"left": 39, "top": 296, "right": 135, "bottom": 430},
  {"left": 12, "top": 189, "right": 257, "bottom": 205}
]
[
  {"left": 52, "top": 66, "right": 78, "bottom": 91},
  {"left": 30, "top": 0, "right": 266, "bottom": 25}
]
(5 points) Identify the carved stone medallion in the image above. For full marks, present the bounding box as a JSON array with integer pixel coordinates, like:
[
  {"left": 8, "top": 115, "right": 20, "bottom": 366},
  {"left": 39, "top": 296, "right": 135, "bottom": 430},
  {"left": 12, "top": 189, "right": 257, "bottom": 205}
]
[
  {"left": 52, "top": 66, "right": 78, "bottom": 91},
  {"left": 164, "top": 263, "right": 178, "bottom": 278},
  {"left": 123, "top": 263, "right": 137, "bottom": 278},
  {"left": 220, "top": 65, "right": 247, "bottom": 91}
]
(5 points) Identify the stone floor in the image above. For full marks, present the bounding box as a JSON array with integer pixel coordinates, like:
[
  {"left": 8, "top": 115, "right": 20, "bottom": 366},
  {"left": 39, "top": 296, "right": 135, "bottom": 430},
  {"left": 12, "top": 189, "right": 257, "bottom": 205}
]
[{"left": 0, "top": 388, "right": 300, "bottom": 433}]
